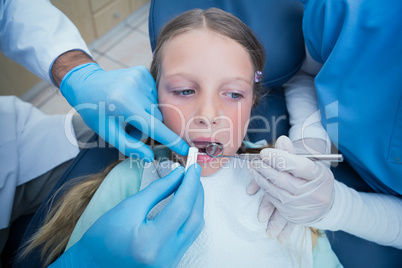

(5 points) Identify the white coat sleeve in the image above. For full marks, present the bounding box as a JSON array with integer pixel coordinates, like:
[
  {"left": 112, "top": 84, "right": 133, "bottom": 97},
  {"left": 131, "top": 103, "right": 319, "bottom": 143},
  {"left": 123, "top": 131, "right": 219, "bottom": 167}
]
[
  {"left": 0, "top": 0, "right": 91, "bottom": 83},
  {"left": 283, "top": 46, "right": 331, "bottom": 153},
  {"left": 311, "top": 180, "right": 402, "bottom": 249}
]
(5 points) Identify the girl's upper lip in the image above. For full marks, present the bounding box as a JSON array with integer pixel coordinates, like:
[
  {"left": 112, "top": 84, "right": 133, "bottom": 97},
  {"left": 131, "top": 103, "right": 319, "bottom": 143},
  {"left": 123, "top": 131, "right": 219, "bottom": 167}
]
[{"left": 190, "top": 138, "right": 221, "bottom": 148}]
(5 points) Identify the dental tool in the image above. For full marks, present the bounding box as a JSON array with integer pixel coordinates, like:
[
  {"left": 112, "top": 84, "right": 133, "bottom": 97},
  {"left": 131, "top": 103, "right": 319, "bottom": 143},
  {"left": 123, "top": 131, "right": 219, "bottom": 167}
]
[
  {"left": 198, "top": 142, "right": 344, "bottom": 162},
  {"left": 185, "top": 147, "right": 199, "bottom": 171}
]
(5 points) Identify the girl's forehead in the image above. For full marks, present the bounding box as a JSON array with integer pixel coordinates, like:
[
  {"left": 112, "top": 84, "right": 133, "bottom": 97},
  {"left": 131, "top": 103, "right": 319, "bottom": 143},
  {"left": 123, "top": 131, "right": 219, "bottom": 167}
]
[
  {"left": 160, "top": 29, "right": 254, "bottom": 81},
  {"left": 164, "top": 28, "right": 243, "bottom": 52}
]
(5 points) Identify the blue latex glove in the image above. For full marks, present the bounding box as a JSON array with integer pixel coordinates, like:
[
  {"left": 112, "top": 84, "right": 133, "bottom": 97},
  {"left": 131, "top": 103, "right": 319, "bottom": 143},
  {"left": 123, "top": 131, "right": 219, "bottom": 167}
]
[
  {"left": 60, "top": 63, "right": 189, "bottom": 160},
  {"left": 50, "top": 164, "right": 204, "bottom": 267}
]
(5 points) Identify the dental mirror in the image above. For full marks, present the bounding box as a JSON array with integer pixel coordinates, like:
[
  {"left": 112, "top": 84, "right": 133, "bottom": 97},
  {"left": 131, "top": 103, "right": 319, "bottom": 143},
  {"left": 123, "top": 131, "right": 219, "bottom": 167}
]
[{"left": 205, "top": 142, "right": 224, "bottom": 158}]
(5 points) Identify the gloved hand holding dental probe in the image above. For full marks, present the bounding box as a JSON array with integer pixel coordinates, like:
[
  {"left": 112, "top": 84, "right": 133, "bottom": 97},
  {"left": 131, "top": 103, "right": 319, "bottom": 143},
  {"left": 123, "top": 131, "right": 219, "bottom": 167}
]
[
  {"left": 247, "top": 135, "right": 334, "bottom": 241},
  {"left": 50, "top": 164, "right": 204, "bottom": 267},
  {"left": 52, "top": 50, "right": 189, "bottom": 159}
]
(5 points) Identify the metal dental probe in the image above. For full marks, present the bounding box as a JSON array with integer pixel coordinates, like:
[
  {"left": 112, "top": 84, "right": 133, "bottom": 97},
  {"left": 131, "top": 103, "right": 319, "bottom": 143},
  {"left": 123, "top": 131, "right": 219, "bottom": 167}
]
[{"left": 197, "top": 142, "right": 343, "bottom": 162}]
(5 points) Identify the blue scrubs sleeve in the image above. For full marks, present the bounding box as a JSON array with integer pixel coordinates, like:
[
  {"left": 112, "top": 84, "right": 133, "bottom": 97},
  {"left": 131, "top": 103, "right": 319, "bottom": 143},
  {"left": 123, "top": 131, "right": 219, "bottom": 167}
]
[{"left": 301, "top": 0, "right": 402, "bottom": 195}]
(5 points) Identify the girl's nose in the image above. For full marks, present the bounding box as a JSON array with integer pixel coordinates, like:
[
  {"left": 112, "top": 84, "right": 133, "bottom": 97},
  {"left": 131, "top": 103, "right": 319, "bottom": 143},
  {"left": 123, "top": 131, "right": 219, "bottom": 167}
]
[
  {"left": 193, "top": 94, "right": 221, "bottom": 126},
  {"left": 194, "top": 114, "right": 220, "bottom": 126}
]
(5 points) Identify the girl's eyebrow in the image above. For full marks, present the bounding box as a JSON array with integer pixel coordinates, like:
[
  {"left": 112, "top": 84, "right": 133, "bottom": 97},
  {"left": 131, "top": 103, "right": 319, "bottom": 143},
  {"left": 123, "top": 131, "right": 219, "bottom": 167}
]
[
  {"left": 225, "top": 77, "right": 253, "bottom": 85},
  {"left": 164, "top": 72, "right": 195, "bottom": 79},
  {"left": 165, "top": 73, "right": 252, "bottom": 85},
  {"left": 163, "top": 73, "right": 200, "bottom": 88}
]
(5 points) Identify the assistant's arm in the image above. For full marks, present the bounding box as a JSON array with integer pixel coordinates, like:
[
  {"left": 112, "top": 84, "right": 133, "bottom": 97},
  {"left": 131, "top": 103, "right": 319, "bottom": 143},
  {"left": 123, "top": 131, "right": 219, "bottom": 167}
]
[
  {"left": 0, "top": 0, "right": 91, "bottom": 83},
  {"left": 298, "top": 0, "right": 402, "bottom": 247},
  {"left": 283, "top": 47, "right": 331, "bottom": 154},
  {"left": 312, "top": 181, "right": 402, "bottom": 249},
  {"left": 255, "top": 141, "right": 402, "bottom": 249}
]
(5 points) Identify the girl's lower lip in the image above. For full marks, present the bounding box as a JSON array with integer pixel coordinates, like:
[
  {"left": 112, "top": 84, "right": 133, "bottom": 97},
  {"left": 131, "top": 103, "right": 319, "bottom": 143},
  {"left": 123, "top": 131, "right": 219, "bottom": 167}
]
[{"left": 197, "top": 153, "right": 216, "bottom": 163}]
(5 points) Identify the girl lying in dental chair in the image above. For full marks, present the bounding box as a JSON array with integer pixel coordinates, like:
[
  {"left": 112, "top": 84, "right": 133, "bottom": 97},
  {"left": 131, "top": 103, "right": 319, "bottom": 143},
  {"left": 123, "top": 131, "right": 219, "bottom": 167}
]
[{"left": 21, "top": 8, "right": 341, "bottom": 267}]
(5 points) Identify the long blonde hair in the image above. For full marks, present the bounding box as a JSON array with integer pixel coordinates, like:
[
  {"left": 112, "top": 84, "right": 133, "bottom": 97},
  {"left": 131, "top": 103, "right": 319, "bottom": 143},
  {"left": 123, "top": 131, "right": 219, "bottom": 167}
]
[{"left": 19, "top": 162, "right": 120, "bottom": 267}]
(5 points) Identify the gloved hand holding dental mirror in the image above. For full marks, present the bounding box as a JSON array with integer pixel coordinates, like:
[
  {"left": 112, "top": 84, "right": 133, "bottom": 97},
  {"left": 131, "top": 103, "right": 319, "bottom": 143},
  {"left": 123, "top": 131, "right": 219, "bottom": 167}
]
[{"left": 247, "top": 135, "right": 338, "bottom": 240}]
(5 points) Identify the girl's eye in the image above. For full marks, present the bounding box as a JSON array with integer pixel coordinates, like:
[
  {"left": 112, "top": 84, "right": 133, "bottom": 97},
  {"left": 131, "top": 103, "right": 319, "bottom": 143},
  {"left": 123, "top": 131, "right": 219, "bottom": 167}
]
[
  {"left": 226, "top": 92, "right": 244, "bottom": 99},
  {"left": 174, "top": 89, "right": 195, "bottom": 96}
]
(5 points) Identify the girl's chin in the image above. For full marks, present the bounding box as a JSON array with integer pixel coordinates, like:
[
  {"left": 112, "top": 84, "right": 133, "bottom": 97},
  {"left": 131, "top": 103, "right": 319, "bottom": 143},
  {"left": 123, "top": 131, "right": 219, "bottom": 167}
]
[
  {"left": 199, "top": 159, "right": 229, "bottom": 176},
  {"left": 200, "top": 166, "right": 219, "bottom": 176}
]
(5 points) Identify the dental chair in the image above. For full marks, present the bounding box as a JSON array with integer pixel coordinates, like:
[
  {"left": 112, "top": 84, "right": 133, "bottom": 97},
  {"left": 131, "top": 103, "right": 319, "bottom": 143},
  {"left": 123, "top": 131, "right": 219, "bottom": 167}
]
[{"left": 11, "top": 1, "right": 402, "bottom": 267}]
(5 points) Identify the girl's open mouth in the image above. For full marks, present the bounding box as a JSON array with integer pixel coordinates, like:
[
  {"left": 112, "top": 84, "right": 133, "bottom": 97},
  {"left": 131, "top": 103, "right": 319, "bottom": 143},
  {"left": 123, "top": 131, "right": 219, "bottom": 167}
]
[{"left": 191, "top": 141, "right": 223, "bottom": 163}]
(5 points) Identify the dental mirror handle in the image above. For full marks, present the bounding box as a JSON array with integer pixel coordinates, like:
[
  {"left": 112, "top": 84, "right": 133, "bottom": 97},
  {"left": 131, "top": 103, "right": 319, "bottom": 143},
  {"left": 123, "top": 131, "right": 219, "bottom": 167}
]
[
  {"left": 198, "top": 153, "right": 344, "bottom": 162},
  {"left": 236, "top": 153, "right": 343, "bottom": 162}
]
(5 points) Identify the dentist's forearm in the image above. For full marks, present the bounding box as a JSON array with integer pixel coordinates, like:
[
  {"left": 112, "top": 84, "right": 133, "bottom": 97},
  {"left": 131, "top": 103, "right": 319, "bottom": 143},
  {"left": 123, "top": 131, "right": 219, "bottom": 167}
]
[
  {"left": 311, "top": 180, "right": 402, "bottom": 249},
  {"left": 51, "top": 50, "right": 94, "bottom": 87}
]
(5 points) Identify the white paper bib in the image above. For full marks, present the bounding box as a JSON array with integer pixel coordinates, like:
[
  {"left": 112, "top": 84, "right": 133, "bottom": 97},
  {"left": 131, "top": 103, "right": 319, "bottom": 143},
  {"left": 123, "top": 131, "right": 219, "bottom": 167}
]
[{"left": 142, "top": 159, "right": 313, "bottom": 267}]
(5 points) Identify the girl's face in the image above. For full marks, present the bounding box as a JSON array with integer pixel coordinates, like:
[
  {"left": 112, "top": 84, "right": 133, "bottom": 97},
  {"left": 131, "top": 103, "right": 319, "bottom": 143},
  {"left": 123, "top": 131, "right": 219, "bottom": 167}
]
[{"left": 158, "top": 29, "right": 255, "bottom": 176}]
